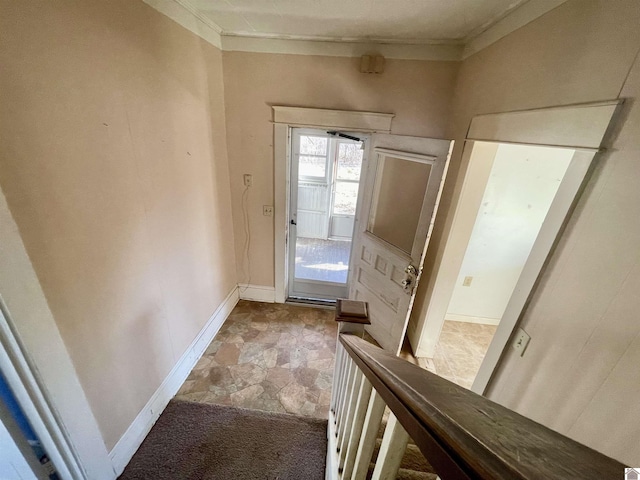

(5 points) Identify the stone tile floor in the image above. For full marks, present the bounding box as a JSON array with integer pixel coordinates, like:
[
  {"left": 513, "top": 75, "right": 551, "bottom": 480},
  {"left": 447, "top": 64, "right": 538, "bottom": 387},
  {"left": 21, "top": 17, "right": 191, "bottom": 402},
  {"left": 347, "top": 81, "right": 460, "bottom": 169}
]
[
  {"left": 431, "top": 320, "right": 497, "bottom": 389},
  {"left": 175, "top": 300, "right": 337, "bottom": 418}
]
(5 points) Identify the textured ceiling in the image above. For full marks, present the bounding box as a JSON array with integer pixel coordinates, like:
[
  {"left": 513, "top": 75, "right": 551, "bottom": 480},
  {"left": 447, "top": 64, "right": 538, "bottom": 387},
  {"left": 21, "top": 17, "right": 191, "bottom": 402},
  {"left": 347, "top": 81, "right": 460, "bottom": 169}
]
[{"left": 188, "top": 0, "right": 530, "bottom": 42}]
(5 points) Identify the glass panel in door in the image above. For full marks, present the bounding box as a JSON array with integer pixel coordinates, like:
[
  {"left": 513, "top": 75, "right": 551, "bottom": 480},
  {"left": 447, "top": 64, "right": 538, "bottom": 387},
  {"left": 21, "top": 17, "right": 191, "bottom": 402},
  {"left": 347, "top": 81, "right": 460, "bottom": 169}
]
[
  {"left": 367, "top": 155, "right": 432, "bottom": 255},
  {"left": 289, "top": 130, "right": 364, "bottom": 300}
]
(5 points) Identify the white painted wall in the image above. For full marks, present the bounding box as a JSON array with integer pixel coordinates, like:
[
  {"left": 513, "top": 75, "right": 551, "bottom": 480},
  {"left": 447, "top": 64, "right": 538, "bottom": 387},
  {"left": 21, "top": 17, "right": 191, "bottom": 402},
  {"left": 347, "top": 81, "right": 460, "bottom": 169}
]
[{"left": 447, "top": 144, "right": 573, "bottom": 321}]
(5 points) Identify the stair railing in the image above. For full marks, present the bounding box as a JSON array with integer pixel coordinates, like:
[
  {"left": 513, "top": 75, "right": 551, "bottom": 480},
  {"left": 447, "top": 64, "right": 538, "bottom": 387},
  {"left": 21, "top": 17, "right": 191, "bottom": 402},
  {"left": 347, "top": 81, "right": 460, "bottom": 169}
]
[{"left": 327, "top": 320, "right": 625, "bottom": 480}]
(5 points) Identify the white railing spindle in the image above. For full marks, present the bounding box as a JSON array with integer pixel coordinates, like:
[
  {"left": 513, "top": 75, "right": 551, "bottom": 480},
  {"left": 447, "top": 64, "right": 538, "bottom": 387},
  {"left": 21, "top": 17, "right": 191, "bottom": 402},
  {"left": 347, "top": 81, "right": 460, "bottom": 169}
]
[
  {"left": 330, "top": 344, "right": 345, "bottom": 414},
  {"left": 370, "top": 412, "right": 410, "bottom": 480},
  {"left": 336, "top": 359, "right": 356, "bottom": 437},
  {"left": 337, "top": 367, "right": 363, "bottom": 462},
  {"left": 340, "top": 375, "right": 373, "bottom": 479},
  {"left": 350, "top": 389, "right": 386, "bottom": 480}
]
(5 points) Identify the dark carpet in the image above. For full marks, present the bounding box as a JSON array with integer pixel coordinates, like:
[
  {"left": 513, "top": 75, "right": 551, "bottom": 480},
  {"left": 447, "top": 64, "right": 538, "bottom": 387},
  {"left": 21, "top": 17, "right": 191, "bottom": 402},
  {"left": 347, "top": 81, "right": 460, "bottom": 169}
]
[{"left": 119, "top": 400, "right": 327, "bottom": 480}]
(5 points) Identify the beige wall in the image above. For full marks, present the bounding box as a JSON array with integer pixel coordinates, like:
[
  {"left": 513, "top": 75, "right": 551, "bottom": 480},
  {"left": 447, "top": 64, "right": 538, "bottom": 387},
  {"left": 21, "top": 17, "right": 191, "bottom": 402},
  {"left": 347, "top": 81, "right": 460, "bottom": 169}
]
[
  {"left": 0, "top": 0, "right": 236, "bottom": 450},
  {"left": 222, "top": 52, "right": 459, "bottom": 286},
  {"left": 3, "top": 0, "right": 639, "bottom": 466},
  {"left": 412, "top": 0, "right": 640, "bottom": 464}
]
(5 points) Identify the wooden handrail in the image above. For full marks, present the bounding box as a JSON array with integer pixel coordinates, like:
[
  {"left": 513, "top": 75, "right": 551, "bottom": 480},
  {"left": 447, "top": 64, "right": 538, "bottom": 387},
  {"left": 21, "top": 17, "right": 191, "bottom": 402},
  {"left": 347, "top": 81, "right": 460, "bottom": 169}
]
[{"left": 339, "top": 333, "right": 625, "bottom": 480}]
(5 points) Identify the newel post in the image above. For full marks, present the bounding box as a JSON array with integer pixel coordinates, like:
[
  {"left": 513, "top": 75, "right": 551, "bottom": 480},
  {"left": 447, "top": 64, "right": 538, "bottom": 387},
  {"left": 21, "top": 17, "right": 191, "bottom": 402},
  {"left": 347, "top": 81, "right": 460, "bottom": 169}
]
[{"left": 335, "top": 299, "right": 370, "bottom": 336}]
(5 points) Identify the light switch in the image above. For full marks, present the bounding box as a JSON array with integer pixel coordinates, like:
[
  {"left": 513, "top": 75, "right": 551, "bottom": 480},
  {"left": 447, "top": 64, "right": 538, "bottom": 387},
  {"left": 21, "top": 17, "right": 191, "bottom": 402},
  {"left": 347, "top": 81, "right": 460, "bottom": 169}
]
[{"left": 512, "top": 328, "right": 531, "bottom": 356}]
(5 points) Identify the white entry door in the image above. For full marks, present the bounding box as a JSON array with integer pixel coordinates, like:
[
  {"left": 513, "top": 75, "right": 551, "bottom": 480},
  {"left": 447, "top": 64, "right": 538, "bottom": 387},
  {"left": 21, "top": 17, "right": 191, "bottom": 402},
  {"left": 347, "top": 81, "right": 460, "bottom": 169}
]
[{"left": 349, "top": 134, "right": 452, "bottom": 353}]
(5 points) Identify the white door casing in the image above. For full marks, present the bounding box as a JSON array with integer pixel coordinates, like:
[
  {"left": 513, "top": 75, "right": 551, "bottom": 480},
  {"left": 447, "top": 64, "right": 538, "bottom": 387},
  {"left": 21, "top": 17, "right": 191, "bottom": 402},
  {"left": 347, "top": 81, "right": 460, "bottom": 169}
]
[
  {"left": 349, "top": 134, "right": 453, "bottom": 354},
  {"left": 273, "top": 107, "right": 395, "bottom": 304},
  {"left": 409, "top": 100, "right": 622, "bottom": 393}
]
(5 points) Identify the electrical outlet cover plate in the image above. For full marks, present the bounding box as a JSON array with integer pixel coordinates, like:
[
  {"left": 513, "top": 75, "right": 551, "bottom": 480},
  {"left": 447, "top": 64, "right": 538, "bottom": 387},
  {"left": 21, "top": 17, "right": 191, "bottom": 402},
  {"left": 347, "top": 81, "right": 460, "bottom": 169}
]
[
  {"left": 263, "top": 205, "right": 273, "bottom": 216},
  {"left": 243, "top": 174, "right": 253, "bottom": 187},
  {"left": 512, "top": 328, "right": 531, "bottom": 356}
]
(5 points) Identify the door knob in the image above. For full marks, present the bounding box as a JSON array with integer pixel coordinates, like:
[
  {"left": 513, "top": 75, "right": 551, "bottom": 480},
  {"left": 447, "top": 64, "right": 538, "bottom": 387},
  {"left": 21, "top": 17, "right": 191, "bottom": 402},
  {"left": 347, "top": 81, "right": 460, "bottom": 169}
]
[
  {"left": 402, "top": 264, "right": 418, "bottom": 293},
  {"left": 404, "top": 265, "right": 418, "bottom": 276}
]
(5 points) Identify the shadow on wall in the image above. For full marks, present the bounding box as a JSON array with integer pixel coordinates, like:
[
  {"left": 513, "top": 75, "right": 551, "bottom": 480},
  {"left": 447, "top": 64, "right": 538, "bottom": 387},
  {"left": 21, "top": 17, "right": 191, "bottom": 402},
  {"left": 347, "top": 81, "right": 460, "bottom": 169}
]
[{"left": 0, "top": 0, "right": 236, "bottom": 450}]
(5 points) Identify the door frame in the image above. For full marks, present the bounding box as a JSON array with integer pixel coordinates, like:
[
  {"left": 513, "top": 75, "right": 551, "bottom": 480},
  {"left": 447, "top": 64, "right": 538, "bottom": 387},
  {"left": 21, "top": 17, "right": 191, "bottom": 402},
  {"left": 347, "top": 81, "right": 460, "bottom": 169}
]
[
  {"left": 273, "top": 107, "right": 394, "bottom": 303},
  {"left": 0, "top": 189, "right": 114, "bottom": 479},
  {"left": 0, "top": 307, "right": 78, "bottom": 479},
  {"left": 410, "top": 100, "right": 622, "bottom": 394}
]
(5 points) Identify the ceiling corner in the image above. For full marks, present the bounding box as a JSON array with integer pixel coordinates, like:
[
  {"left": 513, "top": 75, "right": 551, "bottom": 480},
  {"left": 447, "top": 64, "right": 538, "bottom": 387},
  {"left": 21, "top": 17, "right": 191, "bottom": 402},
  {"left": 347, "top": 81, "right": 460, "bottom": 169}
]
[
  {"left": 143, "top": 0, "right": 223, "bottom": 49},
  {"left": 462, "top": 0, "right": 570, "bottom": 59}
]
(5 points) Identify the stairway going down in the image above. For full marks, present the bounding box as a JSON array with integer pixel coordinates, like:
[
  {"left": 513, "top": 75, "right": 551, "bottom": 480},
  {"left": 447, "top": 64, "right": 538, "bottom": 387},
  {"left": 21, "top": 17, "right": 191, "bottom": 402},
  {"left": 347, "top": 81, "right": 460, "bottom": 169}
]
[{"left": 366, "top": 411, "right": 438, "bottom": 480}]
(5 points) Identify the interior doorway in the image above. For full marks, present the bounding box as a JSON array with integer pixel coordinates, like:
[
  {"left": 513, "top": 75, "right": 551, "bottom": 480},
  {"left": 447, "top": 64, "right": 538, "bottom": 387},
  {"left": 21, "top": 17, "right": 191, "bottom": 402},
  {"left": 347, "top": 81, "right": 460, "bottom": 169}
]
[
  {"left": 287, "top": 128, "right": 365, "bottom": 301},
  {"left": 407, "top": 100, "right": 619, "bottom": 394},
  {"left": 426, "top": 143, "right": 574, "bottom": 388}
]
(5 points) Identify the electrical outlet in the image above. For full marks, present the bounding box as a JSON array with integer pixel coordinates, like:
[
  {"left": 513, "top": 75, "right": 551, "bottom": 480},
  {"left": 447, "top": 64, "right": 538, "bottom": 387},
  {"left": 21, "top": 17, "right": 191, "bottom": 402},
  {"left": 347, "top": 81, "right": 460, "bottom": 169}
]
[
  {"left": 263, "top": 205, "right": 273, "bottom": 216},
  {"left": 512, "top": 328, "right": 531, "bottom": 356},
  {"left": 243, "top": 174, "right": 253, "bottom": 187},
  {"left": 463, "top": 276, "right": 473, "bottom": 287}
]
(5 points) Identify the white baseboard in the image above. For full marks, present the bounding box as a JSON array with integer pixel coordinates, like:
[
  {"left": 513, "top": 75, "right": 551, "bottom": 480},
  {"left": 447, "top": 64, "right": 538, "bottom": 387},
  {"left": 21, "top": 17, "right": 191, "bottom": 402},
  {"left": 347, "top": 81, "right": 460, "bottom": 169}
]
[
  {"left": 109, "top": 286, "right": 239, "bottom": 475},
  {"left": 238, "top": 284, "right": 276, "bottom": 303},
  {"left": 445, "top": 313, "right": 500, "bottom": 326},
  {"left": 416, "top": 356, "right": 437, "bottom": 373}
]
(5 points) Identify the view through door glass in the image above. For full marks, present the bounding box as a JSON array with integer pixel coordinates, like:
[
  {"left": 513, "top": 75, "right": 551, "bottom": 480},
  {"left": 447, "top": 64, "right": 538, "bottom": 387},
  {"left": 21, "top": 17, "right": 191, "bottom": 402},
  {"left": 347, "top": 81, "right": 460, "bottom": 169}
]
[
  {"left": 293, "top": 133, "right": 364, "bottom": 286},
  {"left": 367, "top": 155, "right": 432, "bottom": 255}
]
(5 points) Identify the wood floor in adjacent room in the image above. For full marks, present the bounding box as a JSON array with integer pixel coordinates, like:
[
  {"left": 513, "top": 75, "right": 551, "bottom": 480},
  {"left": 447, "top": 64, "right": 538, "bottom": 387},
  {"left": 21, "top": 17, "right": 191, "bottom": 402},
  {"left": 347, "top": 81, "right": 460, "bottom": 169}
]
[{"left": 175, "top": 300, "right": 337, "bottom": 418}]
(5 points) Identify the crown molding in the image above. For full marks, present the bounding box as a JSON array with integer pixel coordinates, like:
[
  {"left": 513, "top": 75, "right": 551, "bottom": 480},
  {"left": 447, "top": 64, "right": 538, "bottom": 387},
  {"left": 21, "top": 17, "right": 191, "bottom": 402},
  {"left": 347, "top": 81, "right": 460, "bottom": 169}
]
[
  {"left": 463, "top": 0, "right": 569, "bottom": 59},
  {"left": 222, "top": 36, "right": 463, "bottom": 61},
  {"left": 143, "top": 0, "right": 222, "bottom": 48},
  {"left": 220, "top": 31, "right": 462, "bottom": 46},
  {"left": 144, "top": 0, "right": 569, "bottom": 62}
]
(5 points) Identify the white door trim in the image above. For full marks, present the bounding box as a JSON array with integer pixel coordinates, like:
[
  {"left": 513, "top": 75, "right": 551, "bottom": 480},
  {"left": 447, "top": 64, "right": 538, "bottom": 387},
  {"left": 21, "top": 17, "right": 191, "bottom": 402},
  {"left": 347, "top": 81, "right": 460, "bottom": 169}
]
[
  {"left": 0, "top": 189, "right": 114, "bottom": 480},
  {"left": 0, "top": 308, "right": 82, "bottom": 480},
  {"left": 273, "top": 107, "right": 393, "bottom": 304},
  {"left": 273, "top": 106, "right": 394, "bottom": 132},
  {"left": 413, "top": 100, "right": 621, "bottom": 394},
  {"left": 466, "top": 100, "right": 620, "bottom": 149},
  {"left": 274, "top": 123, "right": 291, "bottom": 304}
]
